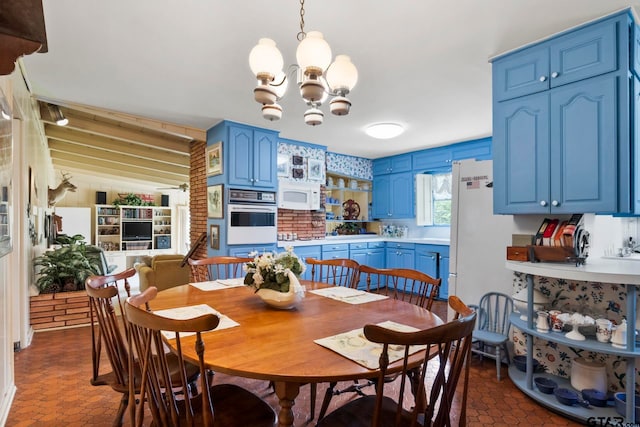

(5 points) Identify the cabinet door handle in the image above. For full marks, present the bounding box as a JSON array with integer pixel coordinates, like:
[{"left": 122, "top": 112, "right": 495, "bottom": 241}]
[
  {"left": 551, "top": 200, "right": 559, "bottom": 207},
  {"left": 551, "top": 71, "right": 559, "bottom": 78},
  {"left": 539, "top": 76, "right": 547, "bottom": 82},
  {"left": 540, "top": 200, "right": 548, "bottom": 207}
]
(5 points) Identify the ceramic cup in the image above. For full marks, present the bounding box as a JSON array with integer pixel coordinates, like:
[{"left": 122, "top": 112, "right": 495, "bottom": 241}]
[
  {"left": 536, "top": 311, "right": 550, "bottom": 333},
  {"left": 549, "top": 310, "right": 563, "bottom": 332},
  {"left": 596, "top": 318, "right": 612, "bottom": 343}
]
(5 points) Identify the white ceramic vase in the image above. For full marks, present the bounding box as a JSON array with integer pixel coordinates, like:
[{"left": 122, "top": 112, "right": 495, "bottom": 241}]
[{"left": 256, "top": 270, "right": 304, "bottom": 310}]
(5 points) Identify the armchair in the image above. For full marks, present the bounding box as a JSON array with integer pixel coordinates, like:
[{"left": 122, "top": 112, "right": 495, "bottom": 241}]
[{"left": 134, "top": 254, "right": 190, "bottom": 292}]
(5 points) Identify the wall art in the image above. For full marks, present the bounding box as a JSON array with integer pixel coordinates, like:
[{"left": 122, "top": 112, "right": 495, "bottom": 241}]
[
  {"left": 207, "top": 184, "right": 224, "bottom": 218},
  {"left": 210, "top": 224, "right": 220, "bottom": 250},
  {"left": 206, "top": 141, "right": 223, "bottom": 176},
  {"left": 308, "top": 158, "right": 323, "bottom": 181},
  {"left": 277, "top": 154, "right": 289, "bottom": 178}
]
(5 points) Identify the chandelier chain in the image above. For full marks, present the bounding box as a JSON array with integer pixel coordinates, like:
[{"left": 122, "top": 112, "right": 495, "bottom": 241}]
[{"left": 297, "top": 0, "right": 306, "bottom": 41}]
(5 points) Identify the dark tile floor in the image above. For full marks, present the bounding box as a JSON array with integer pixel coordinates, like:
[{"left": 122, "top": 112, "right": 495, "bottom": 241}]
[{"left": 6, "top": 300, "right": 582, "bottom": 426}]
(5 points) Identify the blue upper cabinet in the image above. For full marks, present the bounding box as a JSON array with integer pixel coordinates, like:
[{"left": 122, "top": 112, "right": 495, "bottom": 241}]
[
  {"left": 493, "top": 18, "right": 618, "bottom": 102},
  {"left": 372, "top": 154, "right": 412, "bottom": 175},
  {"left": 412, "top": 138, "right": 492, "bottom": 172},
  {"left": 372, "top": 172, "right": 414, "bottom": 219},
  {"left": 227, "top": 124, "right": 277, "bottom": 189},
  {"left": 492, "top": 11, "right": 633, "bottom": 214}
]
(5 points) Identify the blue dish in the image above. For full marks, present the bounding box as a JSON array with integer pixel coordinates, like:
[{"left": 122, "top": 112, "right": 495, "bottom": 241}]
[
  {"left": 582, "top": 389, "right": 608, "bottom": 407},
  {"left": 534, "top": 377, "right": 557, "bottom": 394},
  {"left": 513, "top": 355, "right": 540, "bottom": 372},
  {"left": 554, "top": 388, "right": 578, "bottom": 406},
  {"left": 614, "top": 392, "right": 640, "bottom": 419}
]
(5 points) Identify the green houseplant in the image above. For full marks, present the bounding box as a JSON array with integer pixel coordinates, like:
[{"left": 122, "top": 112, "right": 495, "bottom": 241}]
[{"left": 33, "top": 234, "right": 102, "bottom": 293}]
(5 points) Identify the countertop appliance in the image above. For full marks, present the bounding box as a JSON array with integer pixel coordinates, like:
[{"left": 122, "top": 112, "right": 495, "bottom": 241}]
[
  {"left": 448, "top": 159, "right": 529, "bottom": 319},
  {"left": 227, "top": 189, "right": 277, "bottom": 245}
]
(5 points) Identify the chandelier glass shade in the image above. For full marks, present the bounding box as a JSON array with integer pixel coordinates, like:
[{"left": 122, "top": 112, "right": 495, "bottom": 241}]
[{"left": 249, "top": 1, "right": 357, "bottom": 126}]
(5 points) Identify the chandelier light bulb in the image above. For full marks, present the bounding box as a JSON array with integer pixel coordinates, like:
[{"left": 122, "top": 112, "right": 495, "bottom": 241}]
[
  {"left": 304, "top": 107, "right": 324, "bottom": 126},
  {"left": 296, "top": 31, "right": 332, "bottom": 76},
  {"left": 249, "top": 38, "right": 284, "bottom": 81},
  {"left": 326, "top": 55, "right": 358, "bottom": 94}
]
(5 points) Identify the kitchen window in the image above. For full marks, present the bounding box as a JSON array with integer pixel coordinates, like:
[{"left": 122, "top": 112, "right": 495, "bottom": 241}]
[{"left": 416, "top": 172, "right": 452, "bottom": 226}]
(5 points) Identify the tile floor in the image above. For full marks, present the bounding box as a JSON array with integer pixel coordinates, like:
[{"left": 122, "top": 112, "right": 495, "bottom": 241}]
[{"left": 6, "top": 300, "right": 582, "bottom": 426}]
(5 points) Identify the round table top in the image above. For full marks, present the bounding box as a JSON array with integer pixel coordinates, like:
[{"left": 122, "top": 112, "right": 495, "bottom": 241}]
[{"left": 149, "top": 281, "right": 444, "bottom": 383}]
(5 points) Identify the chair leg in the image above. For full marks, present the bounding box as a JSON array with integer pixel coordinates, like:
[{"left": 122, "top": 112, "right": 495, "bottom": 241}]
[
  {"left": 113, "top": 392, "right": 128, "bottom": 427},
  {"left": 309, "top": 383, "right": 317, "bottom": 420},
  {"left": 318, "top": 382, "right": 337, "bottom": 420},
  {"left": 495, "top": 347, "right": 501, "bottom": 381}
]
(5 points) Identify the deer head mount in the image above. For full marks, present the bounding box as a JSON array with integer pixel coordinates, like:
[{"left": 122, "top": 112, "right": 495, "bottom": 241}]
[{"left": 48, "top": 172, "right": 77, "bottom": 207}]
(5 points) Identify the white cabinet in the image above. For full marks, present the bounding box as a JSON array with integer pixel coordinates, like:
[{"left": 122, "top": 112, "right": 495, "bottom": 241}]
[{"left": 95, "top": 205, "right": 173, "bottom": 252}]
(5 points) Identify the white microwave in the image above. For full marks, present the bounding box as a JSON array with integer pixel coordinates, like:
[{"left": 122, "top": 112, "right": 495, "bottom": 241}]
[{"left": 278, "top": 180, "right": 321, "bottom": 211}]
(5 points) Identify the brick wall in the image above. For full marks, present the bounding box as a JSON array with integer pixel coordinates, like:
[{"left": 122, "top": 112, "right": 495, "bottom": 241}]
[
  {"left": 190, "top": 140, "right": 208, "bottom": 260},
  {"left": 277, "top": 187, "right": 326, "bottom": 239},
  {"left": 30, "top": 291, "right": 92, "bottom": 330}
]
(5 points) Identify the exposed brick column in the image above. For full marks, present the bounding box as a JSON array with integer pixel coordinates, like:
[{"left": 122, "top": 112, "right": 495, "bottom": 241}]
[{"left": 190, "top": 140, "right": 207, "bottom": 260}]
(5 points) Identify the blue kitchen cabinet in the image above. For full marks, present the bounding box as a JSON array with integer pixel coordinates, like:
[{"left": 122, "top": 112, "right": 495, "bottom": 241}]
[
  {"left": 350, "top": 242, "right": 385, "bottom": 290},
  {"left": 371, "top": 172, "right": 414, "bottom": 219},
  {"left": 372, "top": 154, "right": 412, "bottom": 175},
  {"left": 493, "top": 18, "right": 617, "bottom": 102},
  {"left": 494, "top": 74, "right": 618, "bottom": 214},
  {"left": 291, "top": 245, "right": 321, "bottom": 281},
  {"left": 492, "top": 11, "right": 630, "bottom": 215},
  {"left": 385, "top": 242, "right": 415, "bottom": 270},
  {"left": 228, "top": 244, "right": 277, "bottom": 258},
  {"left": 227, "top": 124, "right": 277, "bottom": 189},
  {"left": 412, "top": 146, "right": 453, "bottom": 171},
  {"left": 415, "top": 244, "right": 449, "bottom": 300}
]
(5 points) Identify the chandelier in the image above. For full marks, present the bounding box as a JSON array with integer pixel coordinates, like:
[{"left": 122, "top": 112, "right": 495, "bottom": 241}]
[{"left": 249, "top": 0, "right": 358, "bottom": 126}]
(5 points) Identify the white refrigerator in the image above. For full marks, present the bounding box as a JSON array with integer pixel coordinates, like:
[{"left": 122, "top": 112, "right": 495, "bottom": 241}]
[{"left": 448, "top": 159, "right": 518, "bottom": 318}]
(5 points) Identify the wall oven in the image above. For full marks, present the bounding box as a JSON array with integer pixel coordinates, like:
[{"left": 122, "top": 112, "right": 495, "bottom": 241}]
[{"left": 227, "top": 189, "right": 277, "bottom": 245}]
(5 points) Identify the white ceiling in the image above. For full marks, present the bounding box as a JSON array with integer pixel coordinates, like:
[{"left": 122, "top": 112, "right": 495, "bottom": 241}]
[{"left": 21, "top": 0, "right": 640, "bottom": 159}]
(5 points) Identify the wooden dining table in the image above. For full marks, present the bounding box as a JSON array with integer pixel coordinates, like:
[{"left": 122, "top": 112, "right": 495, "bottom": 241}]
[{"left": 148, "top": 280, "right": 444, "bottom": 427}]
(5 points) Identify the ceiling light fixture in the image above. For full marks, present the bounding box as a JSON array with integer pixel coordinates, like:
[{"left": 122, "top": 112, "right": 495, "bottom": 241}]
[
  {"left": 365, "top": 123, "right": 405, "bottom": 139},
  {"left": 249, "top": 0, "right": 358, "bottom": 126},
  {"left": 48, "top": 103, "right": 68, "bottom": 126}
]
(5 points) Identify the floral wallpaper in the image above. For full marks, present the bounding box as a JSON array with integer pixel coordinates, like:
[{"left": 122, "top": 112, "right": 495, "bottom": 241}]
[
  {"left": 511, "top": 272, "right": 639, "bottom": 393},
  {"left": 278, "top": 141, "right": 326, "bottom": 183},
  {"left": 326, "top": 152, "right": 372, "bottom": 180}
]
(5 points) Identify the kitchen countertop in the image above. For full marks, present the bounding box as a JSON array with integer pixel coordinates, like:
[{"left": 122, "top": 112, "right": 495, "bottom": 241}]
[{"left": 277, "top": 235, "right": 450, "bottom": 248}]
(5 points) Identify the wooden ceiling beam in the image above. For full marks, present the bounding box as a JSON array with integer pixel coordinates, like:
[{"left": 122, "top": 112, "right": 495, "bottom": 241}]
[
  {"left": 51, "top": 155, "right": 189, "bottom": 186},
  {"left": 39, "top": 104, "right": 190, "bottom": 154},
  {"left": 51, "top": 158, "right": 186, "bottom": 187},
  {"left": 36, "top": 97, "right": 206, "bottom": 142},
  {"left": 48, "top": 139, "right": 189, "bottom": 176},
  {"left": 45, "top": 125, "right": 189, "bottom": 167}
]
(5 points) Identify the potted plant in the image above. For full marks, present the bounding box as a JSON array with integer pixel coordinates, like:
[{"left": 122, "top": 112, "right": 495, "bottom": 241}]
[
  {"left": 334, "top": 222, "right": 360, "bottom": 235},
  {"left": 33, "top": 234, "right": 102, "bottom": 293}
]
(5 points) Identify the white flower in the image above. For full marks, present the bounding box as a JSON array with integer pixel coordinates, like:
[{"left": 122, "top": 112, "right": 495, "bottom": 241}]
[{"left": 252, "top": 272, "right": 264, "bottom": 287}]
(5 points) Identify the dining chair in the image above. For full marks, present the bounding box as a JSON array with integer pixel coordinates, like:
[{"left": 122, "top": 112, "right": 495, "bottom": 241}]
[
  {"left": 305, "top": 257, "right": 360, "bottom": 287},
  {"left": 317, "top": 297, "right": 477, "bottom": 427},
  {"left": 472, "top": 291, "right": 513, "bottom": 381},
  {"left": 359, "top": 265, "right": 442, "bottom": 310},
  {"left": 187, "top": 255, "right": 252, "bottom": 282},
  {"left": 318, "top": 264, "right": 441, "bottom": 420},
  {"left": 85, "top": 269, "right": 200, "bottom": 427},
  {"left": 125, "top": 286, "right": 276, "bottom": 427}
]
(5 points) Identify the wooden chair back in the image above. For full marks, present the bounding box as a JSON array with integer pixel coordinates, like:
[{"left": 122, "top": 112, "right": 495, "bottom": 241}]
[
  {"left": 85, "top": 268, "right": 136, "bottom": 425},
  {"left": 358, "top": 265, "right": 441, "bottom": 310},
  {"left": 367, "top": 306, "right": 477, "bottom": 427},
  {"left": 125, "top": 287, "right": 275, "bottom": 427},
  {"left": 126, "top": 287, "right": 218, "bottom": 426},
  {"left": 305, "top": 257, "right": 360, "bottom": 287},
  {"left": 188, "top": 256, "right": 252, "bottom": 282}
]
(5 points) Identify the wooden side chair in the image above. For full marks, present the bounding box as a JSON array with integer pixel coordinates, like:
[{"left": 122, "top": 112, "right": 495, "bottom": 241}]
[
  {"left": 125, "top": 287, "right": 276, "bottom": 427},
  {"left": 359, "top": 265, "right": 441, "bottom": 310},
  {"left": 472, "top": 291, "right": 514, "bottom": 381},
  {"left": 188, "top": 256, "right": 252, "bottom": 282},
  {"left": 85, "top": 269, "right": 199, "bottom": 427},
  {"left": 317, "top": 297, "right": 477, "bottom": 427},
  {"left": 318, "top": 265, "right": 442, "bottom": 420},
  {"left": 305, "top": 257, "right": 360, "bottom": 287}
]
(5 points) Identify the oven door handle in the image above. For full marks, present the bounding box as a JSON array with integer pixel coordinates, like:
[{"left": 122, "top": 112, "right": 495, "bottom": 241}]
[{"left": 228, "top": 205, "right": 276, "bottom": 213}]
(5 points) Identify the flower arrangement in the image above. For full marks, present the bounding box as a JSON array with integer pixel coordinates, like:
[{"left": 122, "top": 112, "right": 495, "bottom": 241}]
[{"left": 243, "top": 247, "right": 306, "bottom": 292}]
